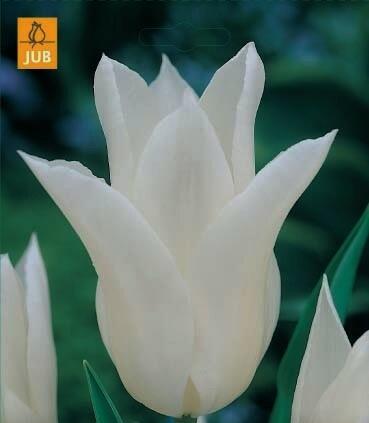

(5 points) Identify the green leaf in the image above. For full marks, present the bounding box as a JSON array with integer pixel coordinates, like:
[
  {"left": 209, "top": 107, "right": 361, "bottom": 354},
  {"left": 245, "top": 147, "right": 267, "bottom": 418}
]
[
  {"left": 270, "top": 204, "right": 369, "bottom": 423},
  {"left": 83, "top": 360, "right": 123, "bottom": 423}
]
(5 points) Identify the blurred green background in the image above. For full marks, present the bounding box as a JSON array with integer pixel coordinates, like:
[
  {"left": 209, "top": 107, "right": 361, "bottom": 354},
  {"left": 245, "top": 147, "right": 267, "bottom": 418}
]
[{"left": 1, "top": 1, "right": 369, "bottom": 422}]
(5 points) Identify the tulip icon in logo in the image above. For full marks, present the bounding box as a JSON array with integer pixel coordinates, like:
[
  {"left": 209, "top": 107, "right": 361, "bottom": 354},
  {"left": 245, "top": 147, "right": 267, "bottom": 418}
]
[{"left": 28, "top": 21, "right": 46, "bottom": 48}]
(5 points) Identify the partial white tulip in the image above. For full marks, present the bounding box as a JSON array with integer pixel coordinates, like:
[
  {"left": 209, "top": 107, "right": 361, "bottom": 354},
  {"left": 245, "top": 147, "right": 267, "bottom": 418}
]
[
  {"left": 292, "top": 276, "right": 369, "bottom": 423},
  {"left": 20, "top": 42, "right": 336, "bottom": 417},
  {"left": 0, "top": 235, "right": 58, "bottom": 423}
]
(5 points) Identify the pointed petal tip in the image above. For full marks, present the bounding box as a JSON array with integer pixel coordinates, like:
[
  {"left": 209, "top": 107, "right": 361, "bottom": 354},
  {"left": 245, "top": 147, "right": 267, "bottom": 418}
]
[
  {"left": 0, "top": 254, "right": 14, "bottom": 278},
  {"left": 18, "top": 150, "right": 31, "bottom": 170},
  {"left": 319, "top": 274, "right": 333, "bottom": 306},
  {"left": 161, "top": 53, "right": 170, "bottom": 66},
  {"left": 292, "top": 268, "right": 351, "bottom": 423},
  {"left": 319, "top": 274, "right": 334, "bottom": 310},
  {"left": 158, "top": 53, "right": 179, "bottom": 78},
  {"left": 300, "top": 129, "right": 337, "bottom": 157},
  {"left": 322, "top": 273, "right": 329, "bottom": 288},
  {"left": 18, "top": 151, "right": 46, "bottom": 173},
  {"left": 96, "top": 53, "right": 130, "bottom": 78},
  {"left": 317, "top": 273, "right": 350, "bottom": 351},
  {"left": 0, "top": 253, "right": 10, "bottom": 265},
  {"left": 247, "top": 41, "right": 256, "bottom": 51},
  {"left": 158, "top": 53, "right": 172, "bottom": 75},
  {"left": 29, "top": 232, "right": 38, "bottom": 244},
  {"left": 96, "top": 53, "right": 113, "bottom": 74},
  {"left": 233, "top": 41, "right": 258, "bottom": 62},
  {"left": 18, "top": 150, "right": 33, "bottom": 167},
  {"left": 27, "top": 232, "right": 40, "bottom": 256},
  {"left": 17, "top": 149, "right": 27, "bottom": 160},
  {"left": 100, "top": 52, "right": 113, "bottom": 62},
  {"left": 313, "top": 129, "right": 338, "bottom": 154},
  {"left": 232, "top": 43, "right": 249, "bottom": 60},
  {"left": 321, "top": 128, "right": 338, "bottom": 143},
  {"left": 100, "top": 53, "right": 111, "bottom": 66},
  {"left": 20, "top": 233, "right": 41, "bottom": 267},
  {"left": 18, "top": 150, "right": 42, "bottom": 167}
]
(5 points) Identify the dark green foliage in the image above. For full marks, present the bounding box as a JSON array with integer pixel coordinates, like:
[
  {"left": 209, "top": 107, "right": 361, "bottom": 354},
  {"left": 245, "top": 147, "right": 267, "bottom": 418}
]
[{"left": 84, "top": 361, "right": 124, "bottom": 423}]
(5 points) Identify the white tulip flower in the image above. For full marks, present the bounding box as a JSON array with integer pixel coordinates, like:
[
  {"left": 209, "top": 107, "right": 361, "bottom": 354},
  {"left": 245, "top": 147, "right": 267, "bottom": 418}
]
[
  {"left": 20, "top": 43, "right": 336, "bottom": 417},
  {"left": 0, "top": 235, "right": 58, "bottom": 423},
  {"left": 292, "top": 276, "right": 369, "bottom": 423}
]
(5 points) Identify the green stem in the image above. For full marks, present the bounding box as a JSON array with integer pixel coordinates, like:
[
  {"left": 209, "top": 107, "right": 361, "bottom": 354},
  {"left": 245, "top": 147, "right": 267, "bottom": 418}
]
[{"left": 174, "top": 417, "right": 198, "bottom": 423}]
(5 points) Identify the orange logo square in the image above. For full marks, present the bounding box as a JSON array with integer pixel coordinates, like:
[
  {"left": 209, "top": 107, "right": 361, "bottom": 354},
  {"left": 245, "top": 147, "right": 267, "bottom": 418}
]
[{"left": 17, "top": 17, "right": 57, "bottom": 70}]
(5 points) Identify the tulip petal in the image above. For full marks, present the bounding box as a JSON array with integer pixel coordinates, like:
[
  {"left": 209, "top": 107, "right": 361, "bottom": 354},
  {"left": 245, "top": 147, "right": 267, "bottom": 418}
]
[
  {"left": 0, "top": 255, "right": 29, "bottom": 407},
  {"left": 291, "top": 277, "right": 351, "bottom": 423},
  {"left": 20, "top": 152, "right": 193, "bottom": 417},
  {"left": 94, "top": 55, "right": 157, "bottom": 196},
  {"left": 94, "top": 55, "right": 134, "bottom": 196},
  {"left": 311, "top": 331, "right": 369, "bottom": 423},
  {"left": 150, "top": 54, "right": 197, "bottom": 120},
  {"left": 200, "top": 43, "right": 264, "bottom": 192},
  {"left": 261, "top": 254, "right": 281, "bottom": 356},
  {"left": 134, "top": 92, "right": 234, "bottom": 272},
  {"left": 16, "top": 235, "right": 58, "bottom": 423},
  {"left": 232, "top": 44, "right": 264, "bottom": 193},
  {"left": 95, "top": 280, "right": 112, "bottom": 354},
  {"left": 187, "top": 131, "right": 336, "bottom": 414},
  {"left": 3, "top": 389, "right": 39, "bottom": 423}
]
